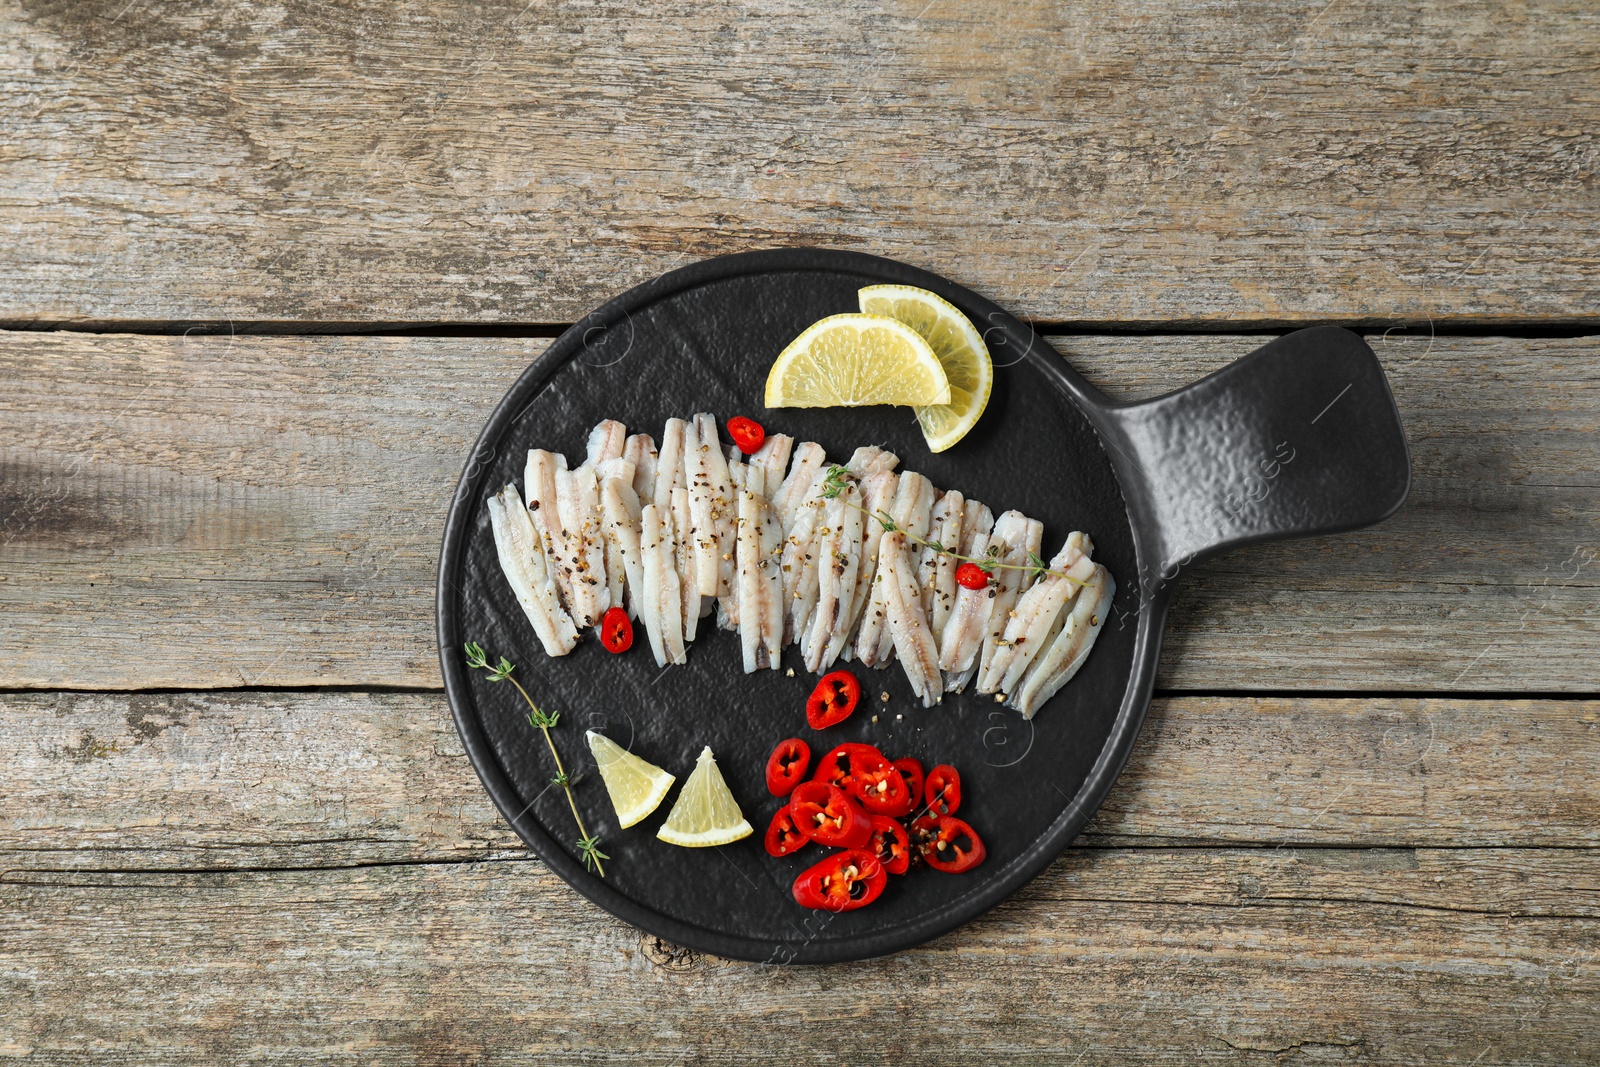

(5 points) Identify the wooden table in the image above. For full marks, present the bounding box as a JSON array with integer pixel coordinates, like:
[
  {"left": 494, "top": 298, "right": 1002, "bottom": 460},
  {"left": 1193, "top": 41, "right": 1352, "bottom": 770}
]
[{"left": 3, "top": 2, "right": 1596, "bottom": 1062}]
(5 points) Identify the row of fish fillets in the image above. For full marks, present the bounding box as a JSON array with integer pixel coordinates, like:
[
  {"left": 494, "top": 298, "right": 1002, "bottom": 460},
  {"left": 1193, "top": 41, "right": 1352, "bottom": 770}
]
[{"left": 487, "top": 415, "right": 1114, "bottom": 719}]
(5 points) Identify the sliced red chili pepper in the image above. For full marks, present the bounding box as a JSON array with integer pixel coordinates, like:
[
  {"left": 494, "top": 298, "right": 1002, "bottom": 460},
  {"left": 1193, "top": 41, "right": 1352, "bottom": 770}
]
[
  {"left": 599, "top": 606, "right": 633, "bottom": 653},
  {"left": 867, "top": 815, "right": 911, "bottom": 876},
  {"left": 813, "top": 742, "right": 888, "bottom": 793},
  {"left": 726, "top": 416, "right": 766, "bottom": 455},
  {"left": 763, "top": 806, "right": 807, "bottom": 857},
  {"left": 918, "top": 814, "right": 986, "bottom": 874},
  {"left": 850, "top": 758, "right": 914, "bottom": 817},
  {"left": 806, "top": 669, "right": 861, "bottom": 730},
  {"left": 892, "top": 757, "right": 924, "bottom": 805},
  {"left": 788, "top": 780, "right": 872, "bottom": 849},
  {"left": 955, "top": 562, "right": 991, "bottom": 590},
  {"left": 925, "top": 763, "right": 962, "bottom": 816},
  {"left": 764, "top": 737, "right": 811, "bottom": 797},
  {"left": 791, "top": 848, "right": 887, "bottom": 912}
]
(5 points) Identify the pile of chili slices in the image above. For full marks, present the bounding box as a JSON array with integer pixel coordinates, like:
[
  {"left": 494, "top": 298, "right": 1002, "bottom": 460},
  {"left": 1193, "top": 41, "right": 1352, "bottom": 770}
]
[{"left": 761, "top": 670, "right": 987, "bottom": 913}]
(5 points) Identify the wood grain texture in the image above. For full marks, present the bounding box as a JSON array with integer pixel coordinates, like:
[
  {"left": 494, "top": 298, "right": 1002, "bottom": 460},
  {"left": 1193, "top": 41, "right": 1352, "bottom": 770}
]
[
  {"left": 2, "top": 856, "right": 1595, "bottom": 1064},
  {"left": 2, "top": 329, "right": 1593, "bottom": 690},
  {"left": 1, "top": 0, "right": 1597, "bottom": 327},
  {"left": 4, "top": 690, "right": 1597, "bottom": 1063},
  {"left": 4, "top": 692, "right": 1595, "bottom": 868}
]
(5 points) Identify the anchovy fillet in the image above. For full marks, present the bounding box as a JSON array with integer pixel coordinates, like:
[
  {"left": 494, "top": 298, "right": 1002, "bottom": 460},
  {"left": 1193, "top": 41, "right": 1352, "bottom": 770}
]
[
  {"left": 978, "top": 531, "right": 1094, "bottom": 697},
  {"left": 880, "top": 531, "right": 943, "bottom": 706},
  {"left": 599, "top": 466, "right": 643, "bottom": 619},
  {"left": 625, "top": 433, "right": 658, "bottom": 506},
  {"left": 691, "top": 413, "right": 737, "bottom": 599},
  {"left": 737, "top": 468, "right": 785, "bottom": 671},
  {"left": 748, "top": 433, "right": 793, "bottom": 494},
  {"left": 487, "top": 485, "right": 580, "bottom": 656},
  {"left": 554, "top": 461, "right": 610, "bottom": 628},
  {"left": 918, "top": 489, "right": 965, "bottom": 643},
  {"left": 639, "top": 503, "right": 687, "bottom": 666},
  {"left": 773, "top": 441, "right": 827, "bottom": 530},
  {"left": 1008, "top": 564, "right": 1114, "bottom": 719},
  {"left": 835, "top": 469, "right": 897, "bottom": 664},
  {"left": 524, "top": 449, "right": 576, "bottom": 610},
  {"left": 803, "top": 481, "right": 864, "bottom": 673},
  {"left": 670, "top": 485, "right": 703, "bottom": 642},
  {"left": 586, "top": 420, "right": 627, "bottom": 467},
  {"left": 654, "top": 418, "right": 687, "bottom": 511},
  {"left": 855, "top": 472, "right": 933, "bottom": 667}
]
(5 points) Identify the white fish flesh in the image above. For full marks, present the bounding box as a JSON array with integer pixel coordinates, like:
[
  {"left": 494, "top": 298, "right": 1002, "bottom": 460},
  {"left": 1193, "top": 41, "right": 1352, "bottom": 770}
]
[
  {"left": 978, "top": 531, "right": 1095, "bottom": 697},
  {"left": 586, "top": 420, "right": 627, "bottom": 467},
  {"left": 747, "top": 433, "right": 793, "bottom": 496},
  {"left": 1008, "top": 564, "right": 1114, "bottom": 718},
  {"left": 524, "top": 449, "right": 576, "bottom": 609},
  {"left": 940, "top": 505, "right": 992, "bottom": 655},
  {"left": 639, "top": 503, "right": 686, "bottom": 667},
  {"left": 670, "top": 486, "right": 703, "bottom": 642},
  {"left": 918, "top": 490, "right": 965, "bottom": 642},
  {"left": 970, "top": 514, "right": 1045, "bottom": 690},
  {"left": 737, "top": 470, "right": 785, "bottom": 671},
  {"left": 625, "top": 433, "right": 658, "bottom": 505},
  {"left": 880, "top": 531, "right": 943, "bottom": 706},
  {"left": 803, "top": 480, "right": 864, "bottom": 673},
  {"left": 684, "top": 415, "right": 720, "bottom": 597},
  {"left": 835, "top": 468, "right": 896, "bottom": 664},
  {"left": 938, "top": 505, "right": 1005, "bottom": 687},
  {"left": 691, "top": 413, "right": 737, "bottom": 598},
  {"left": 788, "top": 447, "right": 896, "bottom": 651},
  {"left": 779, "top": 464, "right": 834, "bottom": 644},
  {"left": 843, "top": 445, "right": 899, "bottom": 478},
  {"left": 654, "top": 418, "right": 687, "bottom": 511},
  {"left": 599, "top": 466, "right": 643, "bottom": 619},
  {"left": 855, "top": 471, "right": 934, "bottom": 667},
  {"left": 772, "top": 441, "right": 827, "bottom": 530},
  {"left": 554, "top": 462, "right": 610, "bottom": 628},
  {"left": 487, "top": 485, "right": 580, "bottom": 656}
]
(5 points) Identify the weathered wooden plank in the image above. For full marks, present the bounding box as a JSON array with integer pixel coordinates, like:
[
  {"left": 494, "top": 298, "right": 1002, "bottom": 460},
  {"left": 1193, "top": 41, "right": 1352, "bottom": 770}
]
[
  {"left": 2, "top": 330, "right": 1593, "bottom": 690},
  {"left": 1, "top": 856, "right": 1595, "bottom": 1065},
  {"left": 1, "top": 0, "right": 1596, "bottom": 326},
  {"left": 4, "top": 692, "right": 1595, "bottom": 873}
]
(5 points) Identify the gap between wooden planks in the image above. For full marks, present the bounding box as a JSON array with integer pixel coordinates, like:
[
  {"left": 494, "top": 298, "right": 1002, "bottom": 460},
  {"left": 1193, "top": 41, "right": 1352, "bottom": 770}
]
[
  {"left": 1, "top": 690, "right": 1596, "bottom": 1063},
  {"left": 1, "top": 0, "right": 1596, "bottom": 327},
  {"left": 4, "top": 691, "right": 1596, "bottom": 866},
  {"left": 0, "top": 330, "right": 1594, "bottom": 691}
]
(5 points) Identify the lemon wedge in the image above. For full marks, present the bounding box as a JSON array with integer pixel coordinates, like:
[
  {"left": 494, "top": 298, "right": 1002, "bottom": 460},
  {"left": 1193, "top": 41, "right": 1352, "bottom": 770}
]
[
  {"left": 858, "top": 285, "right": 993, "bottom": 453},
  {"left": 765, "top": 313, "right": 951, "bottom": 409},
  {"left": 656, "top": 745, "right": 753, "bottom": 847},
  {"left": 586, "top": 731, "right": 676, "bottom": 830}
]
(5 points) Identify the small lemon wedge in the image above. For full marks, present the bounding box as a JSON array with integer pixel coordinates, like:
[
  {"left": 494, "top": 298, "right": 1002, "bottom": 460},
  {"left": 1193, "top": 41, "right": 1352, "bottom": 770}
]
[
  {"left": 858, "top": 285, "right": 993, "bottom": 453},
  {"left": 586, "top": 731, "right": 676, "bottom": 830},
  {"left": 765, "top": 313, "right": 951, "bottom": 409},
  {"left": 656, "top": 746, "right": 753, "bottom": 847}
]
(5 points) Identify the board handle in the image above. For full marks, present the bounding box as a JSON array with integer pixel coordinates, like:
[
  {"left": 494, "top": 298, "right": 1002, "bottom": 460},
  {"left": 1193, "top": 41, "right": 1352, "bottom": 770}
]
[{"left": 1094, "top": 326, "right": 1410, "bottom": 596}]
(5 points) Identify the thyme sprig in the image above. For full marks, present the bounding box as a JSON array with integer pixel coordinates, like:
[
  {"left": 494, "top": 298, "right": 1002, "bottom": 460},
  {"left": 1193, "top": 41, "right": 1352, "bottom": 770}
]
[
  {"left": 818, "top": 466, "right": 1085, "bottom": 586},
  {"left": 464, "top": 641, "right": 607, "bottom": 876}
]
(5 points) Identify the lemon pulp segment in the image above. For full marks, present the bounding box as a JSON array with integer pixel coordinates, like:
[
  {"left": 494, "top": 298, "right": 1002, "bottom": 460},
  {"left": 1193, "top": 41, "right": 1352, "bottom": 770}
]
[
  {"left": 656, "top": 745, "right": 753, "bottom": 847},
  {"left": 858, "top": 285, "right": 993, "bottom": 452},
  {"left": 586, "top": 731, "right": 676, "bottom": 830},
  {"left": 765, "top": 313, "right": 950, "bottom": 409}
]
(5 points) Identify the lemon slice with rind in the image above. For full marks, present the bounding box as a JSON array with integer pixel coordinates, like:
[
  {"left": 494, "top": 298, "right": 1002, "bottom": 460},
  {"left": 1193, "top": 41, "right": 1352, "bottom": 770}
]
[
  {"left": 656, "top": 745, "right": 753, "bottom": 847},
  {"left": 765, "top": 313, "right": 950, "bottom": 409},
  {"left": 858, "top": 285, "right": 993, "bottom": 453},
  {"left": 586, "top": 730, "right": 676, "bottom": 830}
]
